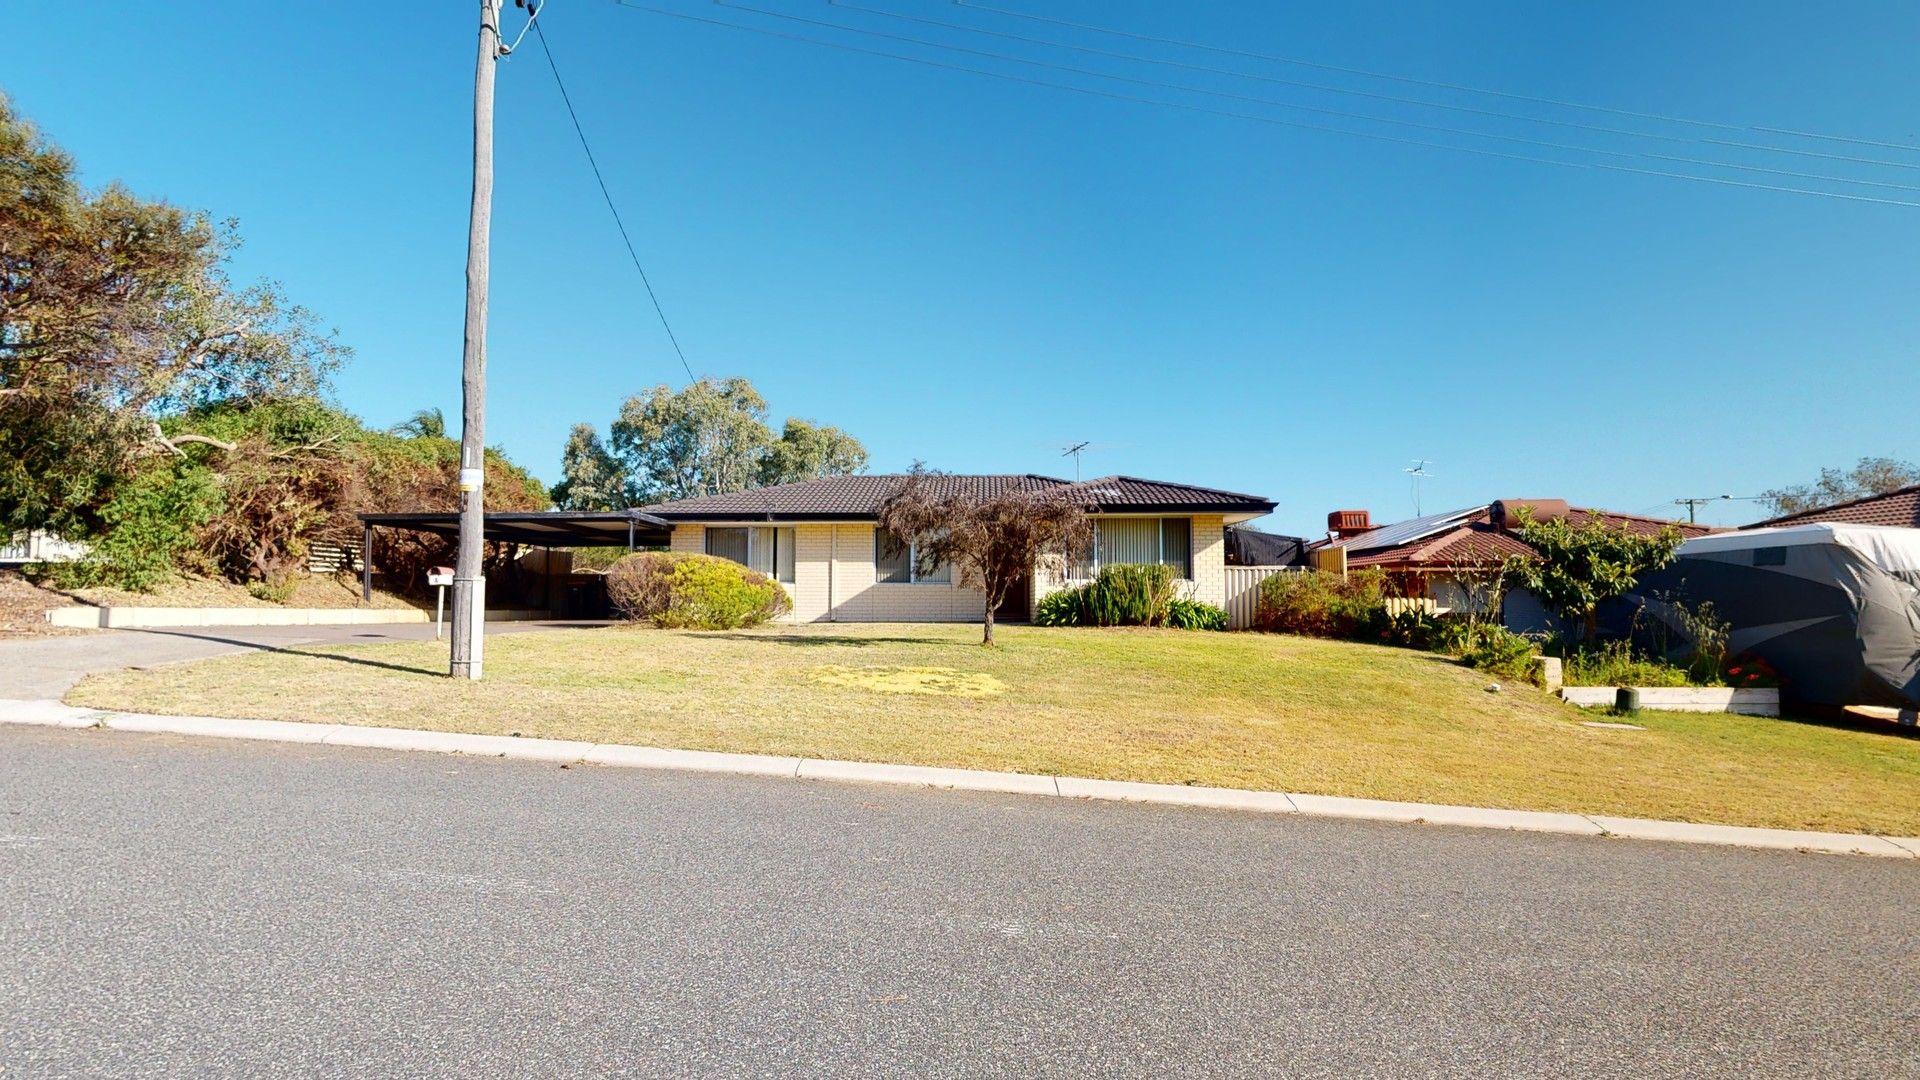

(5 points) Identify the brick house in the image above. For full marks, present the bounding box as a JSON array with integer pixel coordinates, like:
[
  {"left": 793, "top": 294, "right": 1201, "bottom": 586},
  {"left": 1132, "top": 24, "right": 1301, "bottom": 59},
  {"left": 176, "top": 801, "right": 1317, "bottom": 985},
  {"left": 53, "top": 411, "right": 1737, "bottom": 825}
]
[{"left": 637, "top": 474, "right": 1276, "bottom": 622}]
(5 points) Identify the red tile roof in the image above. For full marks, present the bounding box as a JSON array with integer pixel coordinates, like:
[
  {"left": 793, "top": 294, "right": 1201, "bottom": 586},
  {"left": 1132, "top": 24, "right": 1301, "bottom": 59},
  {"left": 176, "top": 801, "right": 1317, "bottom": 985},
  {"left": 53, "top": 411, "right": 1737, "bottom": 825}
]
[
  {"left": 1749, "top": 484, "right": 1920, "bottom": 529},
  {"left": 639, "top": 474, "right": 1275, "bottom": 521},
  {"left": 1336, "top": 505, "right": 1714, "bottom": 571}
]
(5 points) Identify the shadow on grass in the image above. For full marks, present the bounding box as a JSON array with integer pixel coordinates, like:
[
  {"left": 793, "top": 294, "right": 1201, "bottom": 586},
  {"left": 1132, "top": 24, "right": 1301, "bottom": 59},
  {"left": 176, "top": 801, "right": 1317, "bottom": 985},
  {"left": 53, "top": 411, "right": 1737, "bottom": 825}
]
[{"left": 705, "top": 632, "right": 961, "bottom": 649}]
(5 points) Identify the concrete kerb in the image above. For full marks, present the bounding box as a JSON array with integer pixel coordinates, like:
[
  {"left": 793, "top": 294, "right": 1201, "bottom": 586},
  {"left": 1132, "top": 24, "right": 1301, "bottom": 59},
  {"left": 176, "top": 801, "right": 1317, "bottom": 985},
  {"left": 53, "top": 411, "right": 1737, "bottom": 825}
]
[{"left": 0, "top": 699, "right": 1912, "bottom": 860}]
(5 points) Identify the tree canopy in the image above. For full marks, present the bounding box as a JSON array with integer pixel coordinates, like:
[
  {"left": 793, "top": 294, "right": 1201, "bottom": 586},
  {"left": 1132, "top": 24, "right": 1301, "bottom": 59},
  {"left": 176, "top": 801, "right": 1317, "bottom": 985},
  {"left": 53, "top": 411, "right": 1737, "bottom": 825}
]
[
  {"left": 0, "top": 93, "right": 347, "bottom": 540},
  {"left": 1760, "top": 456, "right": 1920, "bottom": 517},
  {"left": 1503, "top": 514, "right": 1684, "bottom": 641},
  {"left": 553, "top": 377, "right": 868, "bottom": 508}
]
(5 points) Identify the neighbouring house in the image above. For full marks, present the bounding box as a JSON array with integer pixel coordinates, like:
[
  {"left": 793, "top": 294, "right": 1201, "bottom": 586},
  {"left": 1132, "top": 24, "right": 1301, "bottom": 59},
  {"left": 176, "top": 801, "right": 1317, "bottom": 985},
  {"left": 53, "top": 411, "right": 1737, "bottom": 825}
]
[
  {"left": 1310, "top": 500, "right": 1716, "bottom": 629},
  {"left": 636, "top": 474, "right": 1276, "bottom": 622},
  {"left": 1745, "top": 483, "right": 1920, "bottom": 530}
]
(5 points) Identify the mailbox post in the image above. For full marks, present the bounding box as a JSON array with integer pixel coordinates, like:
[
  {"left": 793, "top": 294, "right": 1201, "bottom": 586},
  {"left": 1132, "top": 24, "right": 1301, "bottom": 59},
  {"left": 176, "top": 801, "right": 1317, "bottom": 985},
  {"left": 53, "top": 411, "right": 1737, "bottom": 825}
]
[{"left": 428, "top": 566, "right": 455, "bottom": 640}]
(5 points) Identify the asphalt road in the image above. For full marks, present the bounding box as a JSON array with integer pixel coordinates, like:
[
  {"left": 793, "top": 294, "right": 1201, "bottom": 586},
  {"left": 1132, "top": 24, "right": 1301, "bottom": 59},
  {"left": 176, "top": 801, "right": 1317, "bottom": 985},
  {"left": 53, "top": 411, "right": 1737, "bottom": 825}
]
[
  {"left": 0, "top": 621, "right": 603, "bottom": 700},
  {"left": 3, "top": 725, "right": 1915, "bottom": 1078}
]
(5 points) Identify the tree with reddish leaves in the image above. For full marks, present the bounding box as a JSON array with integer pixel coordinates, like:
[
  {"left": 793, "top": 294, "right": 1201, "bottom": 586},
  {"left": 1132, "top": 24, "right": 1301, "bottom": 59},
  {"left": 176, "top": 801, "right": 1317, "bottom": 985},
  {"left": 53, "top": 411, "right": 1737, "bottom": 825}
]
[{"left": 876, "top": 466, "right": 1094, "bottom": 646}]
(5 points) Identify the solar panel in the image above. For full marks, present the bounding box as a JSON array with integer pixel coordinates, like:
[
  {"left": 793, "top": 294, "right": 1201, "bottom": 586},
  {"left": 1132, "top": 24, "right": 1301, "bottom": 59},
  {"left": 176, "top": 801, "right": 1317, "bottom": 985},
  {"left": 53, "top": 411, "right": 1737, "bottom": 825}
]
[{"left": 1338, "top": 506, "right": 1487, "bottom": 553}]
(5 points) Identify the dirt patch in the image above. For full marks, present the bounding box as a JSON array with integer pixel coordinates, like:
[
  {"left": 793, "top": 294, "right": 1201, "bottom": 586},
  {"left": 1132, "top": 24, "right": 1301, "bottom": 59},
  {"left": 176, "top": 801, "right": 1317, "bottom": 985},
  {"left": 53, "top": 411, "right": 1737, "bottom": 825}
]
[
  {"left": 65, "top": 573, "right": 421, "bottom": 611},
  {"left": 0, "top": 570, "right": 89, "bottom": 638}
]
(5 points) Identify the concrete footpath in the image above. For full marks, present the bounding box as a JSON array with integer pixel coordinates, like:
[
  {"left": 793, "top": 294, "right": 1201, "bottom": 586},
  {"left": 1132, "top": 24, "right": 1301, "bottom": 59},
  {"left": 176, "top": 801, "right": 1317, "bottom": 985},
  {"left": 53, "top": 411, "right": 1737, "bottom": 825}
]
[{"left": 3, "top": 697, "right": 1913, "bottom": 860}]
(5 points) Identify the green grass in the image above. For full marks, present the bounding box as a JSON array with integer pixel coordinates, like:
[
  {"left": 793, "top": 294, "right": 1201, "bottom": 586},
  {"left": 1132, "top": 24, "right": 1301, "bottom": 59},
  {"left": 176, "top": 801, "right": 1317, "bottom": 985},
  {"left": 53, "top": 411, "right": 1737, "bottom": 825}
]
[{"left": 67, "top": 623, "right": 1920, "bottom": 835}]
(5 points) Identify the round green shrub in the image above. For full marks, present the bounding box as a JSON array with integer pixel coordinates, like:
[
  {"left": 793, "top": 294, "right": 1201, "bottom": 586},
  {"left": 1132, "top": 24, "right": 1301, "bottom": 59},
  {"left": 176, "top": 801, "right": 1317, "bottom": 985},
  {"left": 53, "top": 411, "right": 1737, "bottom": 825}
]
[{"left": 607, "top": 551, "right": 789, "bottom": 629}]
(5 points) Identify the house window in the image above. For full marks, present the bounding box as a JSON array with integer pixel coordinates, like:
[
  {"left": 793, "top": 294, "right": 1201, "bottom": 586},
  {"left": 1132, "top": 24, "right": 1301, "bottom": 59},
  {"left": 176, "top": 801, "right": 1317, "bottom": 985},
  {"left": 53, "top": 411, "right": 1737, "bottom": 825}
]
[
  {"left": 1753, "top": 546, "right": 1787, "bottom": 567},
  {"left": 875, "top": 526, "right": 950, "bottom": 584},
  {"left": 1074, "top": 517, "right": 1193, "bottom": 579},
  {"left": 705, "top": 526, "right": 795, "bottom": 583}
]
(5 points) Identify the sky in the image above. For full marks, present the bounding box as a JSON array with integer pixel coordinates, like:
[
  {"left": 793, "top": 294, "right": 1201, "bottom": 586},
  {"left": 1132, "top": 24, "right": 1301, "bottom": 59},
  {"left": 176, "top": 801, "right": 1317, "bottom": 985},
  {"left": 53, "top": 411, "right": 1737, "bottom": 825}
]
[{"left": 9, "top": 1, "right": 1919, "bottom": 534}]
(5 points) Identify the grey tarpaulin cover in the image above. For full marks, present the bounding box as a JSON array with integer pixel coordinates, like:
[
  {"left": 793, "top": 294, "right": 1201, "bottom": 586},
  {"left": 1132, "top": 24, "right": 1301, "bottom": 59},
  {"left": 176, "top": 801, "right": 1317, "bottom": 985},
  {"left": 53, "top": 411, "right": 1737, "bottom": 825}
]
[{"left": 1629, "top": 524, "right": 1920, "bottom": 708}]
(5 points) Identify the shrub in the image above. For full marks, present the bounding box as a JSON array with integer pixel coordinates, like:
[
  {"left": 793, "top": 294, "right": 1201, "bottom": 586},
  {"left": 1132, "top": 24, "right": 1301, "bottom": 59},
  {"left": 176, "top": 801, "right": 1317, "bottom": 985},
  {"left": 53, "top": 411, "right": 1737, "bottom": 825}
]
[
  {"left": 1255, "top": 567, "right": 1390, "bottom": 638},
  {"left": 50, "top": 465, "right": 224, "bottom": 592},
  {"left": 607, "top": 551, "right": 788, "bottom": 630},
  {"left": 1032, "top": 564, "right": 1200, "bottom": 628},
  {"left": 1032, "top": 586, "right": 1085, "bottom": 627},
  {"left": 1165, "top": 598, "right": 1228, "bottom": 631},
  {"left": 1557, "top": 640, "right": 1691, "bottom": 688},
  {"left": 246, "top": 578, "right": 297, "bottom": 604},
  {"left": 1460, "top": 625, "right": 1543, "bottom": 685}
]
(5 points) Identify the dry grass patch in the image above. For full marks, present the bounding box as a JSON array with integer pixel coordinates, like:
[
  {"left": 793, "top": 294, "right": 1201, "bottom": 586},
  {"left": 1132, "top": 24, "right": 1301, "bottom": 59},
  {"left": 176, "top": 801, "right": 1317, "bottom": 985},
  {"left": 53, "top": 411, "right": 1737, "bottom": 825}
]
[{"left": 68, "top": 622, "right": 1920, "bottom": 834}]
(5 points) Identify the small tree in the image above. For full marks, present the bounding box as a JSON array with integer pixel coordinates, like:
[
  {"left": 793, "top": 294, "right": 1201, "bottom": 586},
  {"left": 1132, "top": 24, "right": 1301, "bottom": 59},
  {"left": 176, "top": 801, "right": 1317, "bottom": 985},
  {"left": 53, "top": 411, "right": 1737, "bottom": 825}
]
[
  {"left": 1503, "top": 514, "right": 1684, "bottom": 643},
  {"left": 875, "top": 467, "right": 1093, "bottom": 646}
]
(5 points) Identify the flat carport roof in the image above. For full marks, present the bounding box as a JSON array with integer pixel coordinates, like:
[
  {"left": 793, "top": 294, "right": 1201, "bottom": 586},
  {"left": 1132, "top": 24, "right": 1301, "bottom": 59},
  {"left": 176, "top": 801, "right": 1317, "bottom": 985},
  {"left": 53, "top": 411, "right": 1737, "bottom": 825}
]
[
  {"left": 357, "top": 510, "right": 673, "bottom": 548},
  {"left": 354, "top": 510, "right": 674, "bottom": 600}
]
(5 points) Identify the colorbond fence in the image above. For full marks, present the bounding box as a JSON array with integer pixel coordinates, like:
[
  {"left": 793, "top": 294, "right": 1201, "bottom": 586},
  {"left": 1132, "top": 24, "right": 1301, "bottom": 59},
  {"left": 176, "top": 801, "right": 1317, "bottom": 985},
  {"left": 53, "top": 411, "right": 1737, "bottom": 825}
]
[{"left": 1222, "top": 565, "right": 1303, "bottom": 629}]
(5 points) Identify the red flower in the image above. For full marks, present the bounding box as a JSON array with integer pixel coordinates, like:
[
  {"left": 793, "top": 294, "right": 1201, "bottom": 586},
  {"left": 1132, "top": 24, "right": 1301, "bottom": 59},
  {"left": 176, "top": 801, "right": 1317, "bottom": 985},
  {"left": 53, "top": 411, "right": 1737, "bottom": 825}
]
[{"left": 1728, "top": 666, "right": 1743, "bottom": 676}]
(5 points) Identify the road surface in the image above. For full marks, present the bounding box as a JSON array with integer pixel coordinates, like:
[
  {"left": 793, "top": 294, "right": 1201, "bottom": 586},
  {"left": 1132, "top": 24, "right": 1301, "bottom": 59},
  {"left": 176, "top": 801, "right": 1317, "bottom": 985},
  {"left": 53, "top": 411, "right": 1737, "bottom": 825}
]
[{"left": 2, "top": 723, "right": 1913, "bottom": 1078}]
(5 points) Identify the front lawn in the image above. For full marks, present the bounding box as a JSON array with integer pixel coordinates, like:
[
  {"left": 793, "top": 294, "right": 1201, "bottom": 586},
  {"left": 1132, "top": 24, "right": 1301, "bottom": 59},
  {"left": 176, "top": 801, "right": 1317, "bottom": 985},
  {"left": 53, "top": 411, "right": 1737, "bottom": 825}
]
[{"left": 67, "top": 623, "right": 1920, "bottom": 834}]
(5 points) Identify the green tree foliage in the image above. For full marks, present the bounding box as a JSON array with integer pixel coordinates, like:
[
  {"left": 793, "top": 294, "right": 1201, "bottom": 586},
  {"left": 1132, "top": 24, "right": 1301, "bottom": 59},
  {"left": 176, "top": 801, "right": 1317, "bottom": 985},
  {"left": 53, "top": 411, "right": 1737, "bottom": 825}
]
[
  {"left": 1502, "top": 515, "right": 1683, "bottom": 641},
  {"left": 552, "top": 377, "right": 868, "bottom": 508},
  {"left": 0, "top": 94, "right": 348, "bottom": 540},
  {"left": 390, "top": 407, "right": 447, "bottom": 440},
  {"left": 758, "top": 417, "right": 869, "bottom": 487},
  {"left": 551, "top": 423, "right": 627, "bottom": 510},
  {"left": 1760, "top": 456, "right": 1920, "bottom": 517}
]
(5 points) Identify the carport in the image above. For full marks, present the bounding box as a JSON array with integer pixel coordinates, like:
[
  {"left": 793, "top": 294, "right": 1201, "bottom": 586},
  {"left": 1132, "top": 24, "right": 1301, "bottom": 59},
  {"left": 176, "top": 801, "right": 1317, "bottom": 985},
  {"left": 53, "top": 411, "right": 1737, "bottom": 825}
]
[{"left": 354, "top": 510, "right": 673, "bottom": 604}]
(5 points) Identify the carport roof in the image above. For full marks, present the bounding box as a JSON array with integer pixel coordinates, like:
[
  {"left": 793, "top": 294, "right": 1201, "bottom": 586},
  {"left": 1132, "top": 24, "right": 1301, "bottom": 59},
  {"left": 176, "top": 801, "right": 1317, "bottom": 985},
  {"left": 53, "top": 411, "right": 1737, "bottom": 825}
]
[{"left": 357, "top": 510, "right": 673, "bottom": 547}]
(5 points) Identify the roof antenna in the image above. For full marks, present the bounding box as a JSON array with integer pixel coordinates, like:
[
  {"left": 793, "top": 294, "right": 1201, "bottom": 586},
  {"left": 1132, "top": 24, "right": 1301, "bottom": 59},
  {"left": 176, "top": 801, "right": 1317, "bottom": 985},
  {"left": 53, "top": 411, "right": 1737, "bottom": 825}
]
[
  {"left": 1404, "top": 459, "right": 1434, "bottom": 516},
  {"left": 1062, "top": 441, "right": 1090, "bottom": 482}
]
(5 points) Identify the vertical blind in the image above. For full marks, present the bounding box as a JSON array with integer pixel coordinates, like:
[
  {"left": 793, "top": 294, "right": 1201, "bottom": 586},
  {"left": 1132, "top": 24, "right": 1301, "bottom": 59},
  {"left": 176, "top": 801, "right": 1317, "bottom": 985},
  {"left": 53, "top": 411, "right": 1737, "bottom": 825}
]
[
  {"left": 874, "top": 527, "right": 949, "bottom": 583},
  {"left": 1073, "top": 517, "right": 1193, "bottom": 579},
  {"left": 705, "top": 527, "right": 795, "bottom": 583}
]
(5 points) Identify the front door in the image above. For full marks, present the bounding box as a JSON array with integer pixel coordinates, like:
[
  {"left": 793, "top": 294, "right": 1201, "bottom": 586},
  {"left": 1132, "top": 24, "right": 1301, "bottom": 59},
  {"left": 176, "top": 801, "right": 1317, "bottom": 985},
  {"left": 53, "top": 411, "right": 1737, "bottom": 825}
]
[{"left": 996, "top": 572, "right": 1031, "bottom": 622}]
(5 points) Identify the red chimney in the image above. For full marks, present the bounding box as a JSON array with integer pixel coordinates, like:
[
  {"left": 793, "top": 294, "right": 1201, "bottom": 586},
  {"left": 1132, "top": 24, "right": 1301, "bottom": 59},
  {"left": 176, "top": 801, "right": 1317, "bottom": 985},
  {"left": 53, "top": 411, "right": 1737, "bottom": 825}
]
[{"left": 1327, "top": 510, "right": 1374, "bottom": 540}]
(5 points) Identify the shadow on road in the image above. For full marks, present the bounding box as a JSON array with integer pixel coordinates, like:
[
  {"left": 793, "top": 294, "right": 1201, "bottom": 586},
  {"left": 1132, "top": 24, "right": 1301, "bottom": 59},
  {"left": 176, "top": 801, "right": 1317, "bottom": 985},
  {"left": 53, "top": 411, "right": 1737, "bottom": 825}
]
[{"left": 125, "top": 629, "right": 442, "bottom": 676}]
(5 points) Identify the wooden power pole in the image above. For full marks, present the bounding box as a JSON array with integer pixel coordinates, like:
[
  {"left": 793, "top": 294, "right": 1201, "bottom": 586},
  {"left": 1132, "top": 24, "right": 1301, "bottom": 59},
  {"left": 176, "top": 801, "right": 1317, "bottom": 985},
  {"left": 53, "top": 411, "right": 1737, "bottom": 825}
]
[{"left": 451, "top": 0, "right": 501, "bottom": 680}]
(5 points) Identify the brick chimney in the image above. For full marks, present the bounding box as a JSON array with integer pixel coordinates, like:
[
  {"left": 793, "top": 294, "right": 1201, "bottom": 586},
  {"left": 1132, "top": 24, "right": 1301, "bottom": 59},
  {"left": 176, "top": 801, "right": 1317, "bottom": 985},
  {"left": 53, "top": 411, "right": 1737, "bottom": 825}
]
[{"left": 1327, "top": 510, "right": 1375, "bottom": 540}]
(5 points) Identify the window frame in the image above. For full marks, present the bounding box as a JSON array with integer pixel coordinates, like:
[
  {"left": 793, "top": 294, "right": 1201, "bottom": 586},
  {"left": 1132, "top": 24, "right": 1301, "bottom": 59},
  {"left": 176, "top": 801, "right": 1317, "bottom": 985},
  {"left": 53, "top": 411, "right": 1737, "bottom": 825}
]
[{"left": 874, "top": 526, "right": 950, "bottom": 585}]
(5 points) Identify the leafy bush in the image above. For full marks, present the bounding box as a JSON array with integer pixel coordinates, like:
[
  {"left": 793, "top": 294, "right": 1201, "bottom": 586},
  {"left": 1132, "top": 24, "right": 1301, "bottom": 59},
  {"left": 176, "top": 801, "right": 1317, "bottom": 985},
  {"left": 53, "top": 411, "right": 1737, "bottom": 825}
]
[
  {"left": 1254, "top": 567, "right": 1390, "bottom": 638},
  {"left": 1032, "top": 564, "right": 1205, "bottom": 628},
  {"left": 50, "top": 465, "right": 224, "bottom": 592},
  {"left": 1032, "top": 586, "right": 1084, "bottom": 627},
  {"left": 1459, "top": 625, "right": 1543, "bottom": 685},
  {"left": 607, "top": 551, "right": 788, "bottom": 630},
  {"left": 1165, "top": 598, "right": 1228, "bottom": 631}
]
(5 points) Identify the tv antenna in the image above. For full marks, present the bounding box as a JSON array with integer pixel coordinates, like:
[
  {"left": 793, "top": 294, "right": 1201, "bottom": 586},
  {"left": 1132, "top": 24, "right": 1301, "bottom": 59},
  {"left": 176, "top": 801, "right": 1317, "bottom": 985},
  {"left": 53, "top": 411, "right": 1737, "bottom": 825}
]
[
  {"left": 1062, "top": 441, "right": 1091, "bottom": 482},
  {"left": 1404, "top": 459, "right": 1434, "bottom": 515}
]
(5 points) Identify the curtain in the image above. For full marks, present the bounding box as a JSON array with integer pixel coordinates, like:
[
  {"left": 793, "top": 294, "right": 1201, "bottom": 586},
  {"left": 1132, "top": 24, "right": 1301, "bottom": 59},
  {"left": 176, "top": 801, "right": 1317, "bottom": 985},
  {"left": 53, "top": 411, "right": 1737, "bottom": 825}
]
[{"left": 1160, "top": 517, "right": 1192, "bottom": 578}]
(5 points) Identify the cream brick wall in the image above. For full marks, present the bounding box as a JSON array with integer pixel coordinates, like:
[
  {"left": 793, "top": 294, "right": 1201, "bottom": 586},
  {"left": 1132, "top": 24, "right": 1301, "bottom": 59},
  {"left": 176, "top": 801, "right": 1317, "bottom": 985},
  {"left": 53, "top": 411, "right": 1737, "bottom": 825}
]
[{"left": 669, "top": 522, "right": 986, "bottom": 622}]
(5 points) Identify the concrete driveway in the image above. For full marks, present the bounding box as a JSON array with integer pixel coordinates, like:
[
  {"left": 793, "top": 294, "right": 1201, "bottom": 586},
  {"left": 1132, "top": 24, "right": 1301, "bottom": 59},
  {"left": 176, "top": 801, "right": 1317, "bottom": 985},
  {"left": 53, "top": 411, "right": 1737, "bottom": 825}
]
[{"left": 0, "top": 621, "right": 606, "bottom": 700}]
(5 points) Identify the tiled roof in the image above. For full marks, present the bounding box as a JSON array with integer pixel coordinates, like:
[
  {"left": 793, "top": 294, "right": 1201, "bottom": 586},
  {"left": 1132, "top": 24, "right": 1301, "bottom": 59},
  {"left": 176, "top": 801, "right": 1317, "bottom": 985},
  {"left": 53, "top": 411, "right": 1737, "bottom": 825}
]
[
  {"left": 1336, "top": 504, "right": 1714, "bottom": 570},
  {"left": 1750, "top": 485, "right": 1920, "bottom": 529},
  {"left": 638, "top": 474, "right": 1275, "bottom": 521}
]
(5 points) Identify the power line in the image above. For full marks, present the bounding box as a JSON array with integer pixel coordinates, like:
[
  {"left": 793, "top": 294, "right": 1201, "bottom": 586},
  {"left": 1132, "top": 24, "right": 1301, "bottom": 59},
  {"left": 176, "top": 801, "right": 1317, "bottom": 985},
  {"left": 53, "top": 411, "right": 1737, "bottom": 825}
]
[
  {"left": 802, "top": 0, "right": 1920, "bottom": 194},
  {"left": 955, "top": 0, "right": 1920, "bottom": 158},
  {"left": 533, "top": 17, "right": 698, "bottom": 383},
  {"left": 632, "top": 2, "right": 1920, "bottom": 207}
]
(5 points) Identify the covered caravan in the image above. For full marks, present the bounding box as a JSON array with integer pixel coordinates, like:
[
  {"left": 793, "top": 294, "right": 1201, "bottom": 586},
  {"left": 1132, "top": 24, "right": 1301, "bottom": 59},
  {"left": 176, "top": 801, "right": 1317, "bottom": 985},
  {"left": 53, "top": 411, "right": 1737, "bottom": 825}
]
[{"left": 1628, "top": 524, "right": 1920, "bottom": 709}]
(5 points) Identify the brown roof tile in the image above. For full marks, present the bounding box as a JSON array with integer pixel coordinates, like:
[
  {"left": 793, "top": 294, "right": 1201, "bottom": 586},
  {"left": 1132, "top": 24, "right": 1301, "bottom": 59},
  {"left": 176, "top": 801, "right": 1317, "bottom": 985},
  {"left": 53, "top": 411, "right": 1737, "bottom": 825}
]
[
  {"left": 638, "top": 473, "right": 1275, "bottom": 521},
  {"left": 1750, "top": 485, "right": 1920, "bottom": 529},
  {"left": 1334, "top": 504, "right": 1713, "bottom": 571}
]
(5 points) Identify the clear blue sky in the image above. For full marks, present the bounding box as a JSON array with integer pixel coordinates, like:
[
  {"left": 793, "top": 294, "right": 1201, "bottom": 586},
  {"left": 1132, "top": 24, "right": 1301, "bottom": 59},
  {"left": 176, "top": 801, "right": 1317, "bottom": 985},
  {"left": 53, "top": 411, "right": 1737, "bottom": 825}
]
[{"left": 11, "top": 1, "right": 1918, "bottom": 533}]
